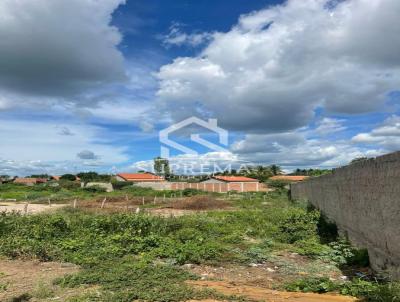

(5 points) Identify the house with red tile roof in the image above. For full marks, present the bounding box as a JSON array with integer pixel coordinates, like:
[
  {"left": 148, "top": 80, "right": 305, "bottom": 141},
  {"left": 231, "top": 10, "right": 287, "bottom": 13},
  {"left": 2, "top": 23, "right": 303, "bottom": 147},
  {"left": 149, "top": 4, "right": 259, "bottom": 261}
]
[
  {"left": 269, "top": 175, "right": 309, "bottom": 182},
  {"left": 211, "top": 175, "right": 259, "bottom": 182},
  {"left": 14, "top": 178, "right": 47, "bottom": 186},
  {"left": 199, "top": 175, "right": 266, "bottom": 192},
  {"left": 116, "top": 172, "right": 165, "bottom": 182}
]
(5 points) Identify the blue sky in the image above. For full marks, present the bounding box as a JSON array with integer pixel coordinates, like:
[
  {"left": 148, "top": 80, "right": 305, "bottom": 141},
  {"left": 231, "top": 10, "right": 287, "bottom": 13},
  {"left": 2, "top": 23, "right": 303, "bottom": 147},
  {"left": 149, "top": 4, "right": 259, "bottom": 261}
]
[{"left": 0, "top": 0, "right": 399, "bottom": 176}]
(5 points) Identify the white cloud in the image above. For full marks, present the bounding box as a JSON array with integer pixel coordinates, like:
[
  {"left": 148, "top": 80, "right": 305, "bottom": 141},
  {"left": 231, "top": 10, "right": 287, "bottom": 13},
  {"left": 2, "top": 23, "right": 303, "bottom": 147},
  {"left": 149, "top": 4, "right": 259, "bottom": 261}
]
[
  {"left": 162, "top": 23, "right": 213, "bottom": 48},
  {"left": 314, "top": 118, "right": 346, "bottom": 135},
  {"left": 230, "top": 127, "right": 382, "bottom": 169},
  {"left": 0, "top": 119, "right": 128, "bottom": 163},
  {"left": 0, "top": 0, "right": 126, "bottom": 99},
  {"left": 156, "top": 0, "right": 400, "bottom": 133},
  {"left": 352, "top": 115, "right": 400, "bottom": 151}
]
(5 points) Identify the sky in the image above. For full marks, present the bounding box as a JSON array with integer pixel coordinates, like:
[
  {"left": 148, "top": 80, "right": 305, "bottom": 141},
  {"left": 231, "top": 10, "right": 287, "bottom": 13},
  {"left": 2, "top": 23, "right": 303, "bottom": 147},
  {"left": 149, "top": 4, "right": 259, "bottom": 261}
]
[{"left": 0, "top": 0, "right": 400, "bottom": 176}]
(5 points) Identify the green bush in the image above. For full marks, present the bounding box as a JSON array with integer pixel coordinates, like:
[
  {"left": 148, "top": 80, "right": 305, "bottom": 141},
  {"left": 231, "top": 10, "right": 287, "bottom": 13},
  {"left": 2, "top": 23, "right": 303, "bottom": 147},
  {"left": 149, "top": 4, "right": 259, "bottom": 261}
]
[
  {"left": 277, "top": 208, "right": 320, "bottom": 243},
  {"left": 58, "top": 180, "right": 80, "bottom": 190},
  {"left": 320, "top": 239, "right": 369, "bottom": 266},
  {"left": 82, "top": 185, "right": 107, "bottom": 193},
  {"left": 181, "top": 188, "right": 204, "bottom": 196},
  {"left": 112, "top": 181, "right": 133, "bottom": 190},
  {"left": 284, "top": 277, "right": 400, "bottom": 301}
]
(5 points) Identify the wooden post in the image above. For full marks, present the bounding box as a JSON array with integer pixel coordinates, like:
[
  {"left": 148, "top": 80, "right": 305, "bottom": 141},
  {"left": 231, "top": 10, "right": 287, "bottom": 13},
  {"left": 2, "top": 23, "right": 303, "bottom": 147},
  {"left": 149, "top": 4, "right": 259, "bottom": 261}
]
[
  {"left": 142, "top": 196, "right": 145, "bottom": 205},
  {"left": 153, "top": 196, "right": 157, "bottom": 204},
  {"left": 73, "top": 199, "right": 77, "bottom": 208},
  {"left": 48, "top": 198, "right": 51, "bottom": 207},
  {"left": 101, "top": 197, "right": 107, "bottom": 209},
  {"left": 163, "top": 194, "right": 166, "bottom": 202},
  {"left": 24, "top": 202, "right": 29, "bottom": 214}
]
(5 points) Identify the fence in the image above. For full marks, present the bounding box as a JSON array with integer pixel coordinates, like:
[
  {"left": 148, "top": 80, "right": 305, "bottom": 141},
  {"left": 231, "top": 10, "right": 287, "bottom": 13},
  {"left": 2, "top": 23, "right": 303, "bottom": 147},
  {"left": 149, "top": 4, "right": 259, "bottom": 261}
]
[
  {"left": 291, "top": 151, "right": 400, "bottom": 279},
  {"left": 134, "top": 181, "right": 268, "bottom": 192}
]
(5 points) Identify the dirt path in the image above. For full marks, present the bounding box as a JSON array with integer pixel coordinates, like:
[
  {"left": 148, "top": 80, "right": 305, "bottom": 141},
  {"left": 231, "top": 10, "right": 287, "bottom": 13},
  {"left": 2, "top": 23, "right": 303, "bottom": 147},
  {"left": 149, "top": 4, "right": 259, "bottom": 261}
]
[
  {"left": 0, "top": 259, "right": 80, "bottom": 301},
  {"left": 0, "top": 202, "right": 67, "bottom": 214},
  {"left": 188, "top": 280, "right": 358, "bottom": 302}
]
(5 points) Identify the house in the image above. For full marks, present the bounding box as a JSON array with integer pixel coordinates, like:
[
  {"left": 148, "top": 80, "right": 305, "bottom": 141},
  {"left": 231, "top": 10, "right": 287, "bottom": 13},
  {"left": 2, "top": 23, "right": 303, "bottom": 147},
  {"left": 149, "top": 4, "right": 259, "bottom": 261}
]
[
  {"left": 116, "top": 172, "right": 165, "bottom": 182},
  {"left": 269, "top": 175, "right": 309, "bottom": 182},
  {"left": 13, "top": 178, "right": 47, "bottom": 186},
  {"left": 200, "top": 175, "right": 266, "bottom": 192}
]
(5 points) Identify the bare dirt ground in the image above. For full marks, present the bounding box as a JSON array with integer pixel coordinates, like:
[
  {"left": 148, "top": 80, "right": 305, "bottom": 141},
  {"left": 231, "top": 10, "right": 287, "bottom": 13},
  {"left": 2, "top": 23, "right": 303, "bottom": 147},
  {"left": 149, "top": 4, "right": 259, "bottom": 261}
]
[
  {"left": 0, "top": 259, "right": 80, "bottom": 301},
  {"left": 187, "top": 280, "right": 357, "bottom": 302},
  {"left": 78, "top": 195, "right": 234, "bottom": 216},
  {"left": 184, "top": 252, "right": 357, "bottom": 302},
  {"left": 0, "top": 202, "right": 67, "bottom": 215}
]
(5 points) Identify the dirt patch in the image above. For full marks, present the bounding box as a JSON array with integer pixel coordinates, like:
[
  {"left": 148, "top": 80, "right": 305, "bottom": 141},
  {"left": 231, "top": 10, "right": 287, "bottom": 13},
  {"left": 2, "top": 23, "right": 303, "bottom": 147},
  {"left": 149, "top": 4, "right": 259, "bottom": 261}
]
[
  {"left": 187, "top": 280, "right": 358, "bottom": 302},
  {"left": 0, "top": 259, "right": 80, "bottom": 301},
  {"left": 0, "top": 202, "right": 67, "bottom": 215},
  {"left": 170, "top": 196, "right": 231, "bottom": 210},
  {"left": 78, "top": 195, "right": 233, "bottom": 216}
]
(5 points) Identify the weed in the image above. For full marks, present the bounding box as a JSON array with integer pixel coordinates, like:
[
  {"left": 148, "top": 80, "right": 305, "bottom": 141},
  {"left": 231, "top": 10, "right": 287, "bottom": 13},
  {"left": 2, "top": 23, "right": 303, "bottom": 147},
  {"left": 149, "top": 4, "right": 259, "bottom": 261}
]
[{"left": 32, "top": 280, "right": 55, "bottom": 299}]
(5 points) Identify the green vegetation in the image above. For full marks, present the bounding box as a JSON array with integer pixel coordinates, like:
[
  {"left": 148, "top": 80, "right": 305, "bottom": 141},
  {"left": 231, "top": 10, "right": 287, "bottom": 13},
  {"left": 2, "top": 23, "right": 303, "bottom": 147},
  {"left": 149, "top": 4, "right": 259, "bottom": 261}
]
[
  {"left": 291, "top": 168, "right": 332, "bottom": 177},
  {"left": 0, "top": 187, "right": 398, "bottom": 301},
  {"left": 283, "top": 277, "right": 400, "bottom": 302}
]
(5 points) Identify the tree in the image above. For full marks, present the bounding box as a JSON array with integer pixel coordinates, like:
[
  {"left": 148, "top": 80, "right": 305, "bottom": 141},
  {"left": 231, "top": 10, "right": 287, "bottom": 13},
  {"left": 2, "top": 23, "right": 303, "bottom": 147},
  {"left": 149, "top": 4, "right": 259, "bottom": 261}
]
[
  {"left": 350, "top": 157, "right": 368, "bottom": 164},
  {"left": 30, "top": 174, "right": 50, "bottom": 179},
  {"left": 270, "top": 164, "right": 282, "bottom": 176},
  {"left": 153, "top": 157, "right": 171, "bottom": 177},
  {"left": 60, "top": 174, "right": 77, "bottom": 181}
]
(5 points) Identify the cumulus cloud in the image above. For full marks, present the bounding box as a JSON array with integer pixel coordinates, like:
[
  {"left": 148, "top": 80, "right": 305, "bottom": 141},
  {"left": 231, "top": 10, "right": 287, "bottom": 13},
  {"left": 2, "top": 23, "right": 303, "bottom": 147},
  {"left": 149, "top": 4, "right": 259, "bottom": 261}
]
[
  {"left": 77, "top": 150, "right": 98, "bottom": 160},
  {"left": 352, "top": 115, "right": 400, "bottom": 151},
  {"left": 156, "top": 0, "right": 400, "bottom": 133},
  {"left": 0, "top": 0, "right": 126, "bottom": 99},
  {"left": 231, "top": 128, "right": 382, "bottom": 169}
]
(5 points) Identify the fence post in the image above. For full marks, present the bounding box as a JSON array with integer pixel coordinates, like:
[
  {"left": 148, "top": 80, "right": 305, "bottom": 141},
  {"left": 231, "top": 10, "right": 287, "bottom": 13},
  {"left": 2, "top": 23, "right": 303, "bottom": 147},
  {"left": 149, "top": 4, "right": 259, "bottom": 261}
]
[
  {"left": 153, "top": 196, "right": 157, "bottom": 204},
  {"left": 142, "top": 196, "right": 145, "bottom": 205},
  {"left": 24, "top": 202, "right": 29, "bottom": 214},
  {"left": 73, "top": 199, "right": 77, "bottom": 208},
  {"left": 101, "top": 197, "right": 107, "bottom": 209},
  {"left": 48, "top": 198, "right": 51, "bottom": 207},
  {"left": 163, "top": 194, "right": 166, "bottom": 202}
]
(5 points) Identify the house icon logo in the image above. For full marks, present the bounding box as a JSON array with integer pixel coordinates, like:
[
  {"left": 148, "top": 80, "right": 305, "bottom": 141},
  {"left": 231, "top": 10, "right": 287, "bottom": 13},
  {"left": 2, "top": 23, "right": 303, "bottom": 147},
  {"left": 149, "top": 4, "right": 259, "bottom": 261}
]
[{"left": 159, "top": 116, "right": 229, "bottom": 158}]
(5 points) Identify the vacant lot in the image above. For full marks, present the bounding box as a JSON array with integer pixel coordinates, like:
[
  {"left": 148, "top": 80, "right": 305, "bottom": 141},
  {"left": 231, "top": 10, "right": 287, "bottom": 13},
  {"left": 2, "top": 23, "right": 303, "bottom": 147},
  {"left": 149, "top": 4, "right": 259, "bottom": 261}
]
[{"left": 0, "top": 186, "right": 399, "bottom": 301}]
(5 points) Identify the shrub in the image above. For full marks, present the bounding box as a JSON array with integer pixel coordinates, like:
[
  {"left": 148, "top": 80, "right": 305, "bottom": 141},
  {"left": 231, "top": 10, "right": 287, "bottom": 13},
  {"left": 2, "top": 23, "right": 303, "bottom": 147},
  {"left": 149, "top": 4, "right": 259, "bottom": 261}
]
[
  {"left": 60, "top": 174, "right": 77, "bottom": 181},
  {"left": 82, "top": 185, "right": 107, "bottom": 193},
  {"left": 277, "top": 208, "right": 320, "bottom": 243},
  {"left": 322, "top": 239, "right": 369, "bottom": 266},
  {"left": 112, "top": 181, "right": 133, "bottom": 190},
  {"left": 181, "top": 188, "right": 204, "bottom": 196},
  {"left": 284, "top": 277, "right": 338, "bottom": 293},
  {"left": 58, "top": 180, "right": 80, "bottom": 190}
]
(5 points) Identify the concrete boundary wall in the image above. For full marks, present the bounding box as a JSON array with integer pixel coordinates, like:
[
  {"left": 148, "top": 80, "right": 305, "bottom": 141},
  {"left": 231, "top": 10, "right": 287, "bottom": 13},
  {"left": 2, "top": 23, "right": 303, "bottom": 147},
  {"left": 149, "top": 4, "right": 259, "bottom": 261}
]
[
  {"left": 134, "top": 181, "right": 268, "bottom": 192},
  {"left": 291, "top": 151, "right": 400, "bottom": 278}
]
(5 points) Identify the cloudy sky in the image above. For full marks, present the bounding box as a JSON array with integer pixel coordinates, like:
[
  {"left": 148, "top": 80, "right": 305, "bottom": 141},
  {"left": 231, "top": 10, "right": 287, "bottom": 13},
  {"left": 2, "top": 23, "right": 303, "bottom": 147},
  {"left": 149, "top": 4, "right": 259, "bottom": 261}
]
[{"left": 0, "top": 0, "right": 399, "bottom": 176}]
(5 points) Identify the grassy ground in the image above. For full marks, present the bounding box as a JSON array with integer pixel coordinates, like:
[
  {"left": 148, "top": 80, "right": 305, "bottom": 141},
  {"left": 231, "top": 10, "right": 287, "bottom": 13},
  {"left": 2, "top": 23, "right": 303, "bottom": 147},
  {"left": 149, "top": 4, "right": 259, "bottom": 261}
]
[
  {"left": 0, "top": 182, "right": 208, "bottom": 203},
  {"left": 0, "top": 186, "right": 399, "bottom": 301}
]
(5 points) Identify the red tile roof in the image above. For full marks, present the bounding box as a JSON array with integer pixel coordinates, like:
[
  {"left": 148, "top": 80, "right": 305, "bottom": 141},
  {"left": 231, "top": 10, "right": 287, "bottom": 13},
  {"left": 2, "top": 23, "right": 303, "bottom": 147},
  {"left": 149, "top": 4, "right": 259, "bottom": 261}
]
[
  {"left": 213, "top": 175, "right": 259, "bottom": 182},
  {"left": 269, "top": 175, "right": 309, "bottom": 182},
  {"left": 117, "top": 173, "right": 164, "bottom": 181}
]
